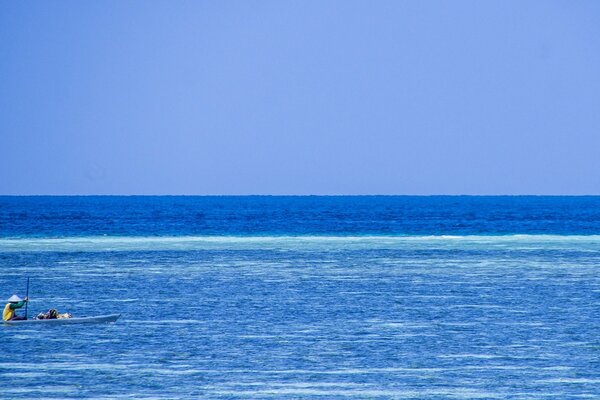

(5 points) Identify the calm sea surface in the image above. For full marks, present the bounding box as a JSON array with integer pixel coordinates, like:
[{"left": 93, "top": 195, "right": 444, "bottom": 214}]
[{"left": 1, "top": 196, "right": 599, "bottom": 399}]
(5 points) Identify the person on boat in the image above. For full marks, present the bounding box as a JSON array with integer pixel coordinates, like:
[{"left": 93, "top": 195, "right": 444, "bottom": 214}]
[{"left": 3, "top": 294, "right": 29, "bottom": 321}]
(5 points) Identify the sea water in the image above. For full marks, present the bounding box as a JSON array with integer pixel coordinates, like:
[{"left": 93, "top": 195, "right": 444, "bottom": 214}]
[{"left": 0, "top": 196, "right": 599, "bottom": 399}]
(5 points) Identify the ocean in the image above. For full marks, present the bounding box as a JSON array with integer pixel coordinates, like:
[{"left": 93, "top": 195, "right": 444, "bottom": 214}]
[{"left": 1, "top": 196, "right": 599, "bottom": 399}]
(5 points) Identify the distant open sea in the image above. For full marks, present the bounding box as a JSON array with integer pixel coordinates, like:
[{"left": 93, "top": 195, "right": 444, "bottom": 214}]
[{"left": 1, "top": 196, "right": 599, "bottom": 399}]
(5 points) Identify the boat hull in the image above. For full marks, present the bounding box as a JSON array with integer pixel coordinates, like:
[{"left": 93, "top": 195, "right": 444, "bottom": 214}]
[{"left": 3, "top": 314, "right": 120, "bottom": 325}]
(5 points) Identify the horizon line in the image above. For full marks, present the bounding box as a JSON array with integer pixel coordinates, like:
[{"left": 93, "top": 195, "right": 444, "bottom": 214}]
[{"left": 2, "top": 194, "right": 600, "bottom": 197}]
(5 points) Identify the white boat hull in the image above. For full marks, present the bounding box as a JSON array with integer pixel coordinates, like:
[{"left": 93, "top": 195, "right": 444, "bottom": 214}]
[{"left": 3, "top": 314, "right": 120, "bottom": 325}]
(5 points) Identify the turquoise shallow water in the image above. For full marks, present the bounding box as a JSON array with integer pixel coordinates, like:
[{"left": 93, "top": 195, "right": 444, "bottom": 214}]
[{"left": 1, "top": 197, "right": 600, "bottom": 399}]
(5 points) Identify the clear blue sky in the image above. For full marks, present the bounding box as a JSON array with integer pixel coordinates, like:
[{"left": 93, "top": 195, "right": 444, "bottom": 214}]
[{"left": 1, "top": 1, "right": 599, "bottom": 195}]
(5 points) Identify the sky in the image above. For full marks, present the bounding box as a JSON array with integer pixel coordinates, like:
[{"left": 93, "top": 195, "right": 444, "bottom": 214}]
[{"left": 1, "top": 1, "right": 600, "bottom": 195}]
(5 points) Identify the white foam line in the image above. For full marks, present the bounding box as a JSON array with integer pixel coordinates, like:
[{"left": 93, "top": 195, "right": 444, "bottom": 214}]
[
  {"left": 263, "top": 382, "right": 368, "bottom": 388},
  {"left": 0, "top": 362, "right": 129, "bottom": 371},
  {"left": 2, "top": 234, "right": 600, "bottom": 252},
  {"left": 203, "top": 367, "right": 447, "bottom": 375},
  {"left": 438, "top": 354, "right": 508, "bottom": 359},
  {"left": 2, "top": 387, "right": 77, "bottom": 394},
  {"left": 0, "top": 371, "right": 49, "bottom": 378},
  {"left": 126, "top": 319, "right": 205, "bottom": 325},
  {"left": 379, "top": 323, "right": 433, "bottom": 329},
  {"left": 536, "top": 378, "right": 600, "bottom": 384},
  {"left": 134, "top": 368, "right": 205, "bottom": 376},
  {"left": 212, "top": 388, "right": 505, "bottom": 398}
]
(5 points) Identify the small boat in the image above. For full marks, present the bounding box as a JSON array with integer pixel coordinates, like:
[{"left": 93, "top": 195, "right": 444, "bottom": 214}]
[{"left": 3, "top": 314, "right": 120, "bottom": 325}]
